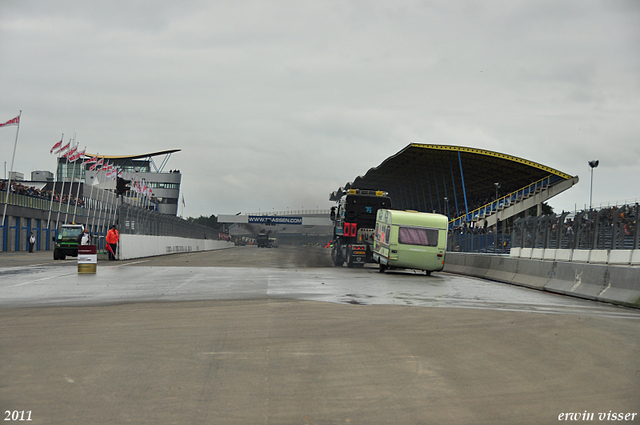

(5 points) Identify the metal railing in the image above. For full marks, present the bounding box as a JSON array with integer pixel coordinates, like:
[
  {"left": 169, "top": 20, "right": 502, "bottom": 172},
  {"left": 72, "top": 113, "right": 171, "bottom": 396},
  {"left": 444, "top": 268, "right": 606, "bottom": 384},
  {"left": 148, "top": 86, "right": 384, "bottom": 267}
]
[
  {"left": 512, "top": 204, "right": 640, "bottom": 251},
  {"left": 448, "top": 203, "right": 640, "bottom": 254},
  {"left": 447, "top": 231, "right": 511, "bottom": 254},
  {"left": 1, "top": 189, "right": 218, "bottom": 252},
  {"left": 449, "top": 175, "right": 562, "bottom": 227},
  {"left": 247, "top": 209, "right": 331, "bottom": 216},
  {"left": 0, "top": 191, "right": 82, "bottom": 215},
  {"left": 118, "top": 203, "right": 216, "bottom": 239}
]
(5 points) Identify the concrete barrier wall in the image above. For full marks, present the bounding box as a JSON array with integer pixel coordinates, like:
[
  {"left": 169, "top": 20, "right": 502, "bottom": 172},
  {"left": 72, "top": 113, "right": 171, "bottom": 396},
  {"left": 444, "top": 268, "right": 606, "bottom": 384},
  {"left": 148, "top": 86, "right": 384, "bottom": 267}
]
[
  {"left": 444, "top": 252, "right": 640, "bottom": 309},
  {"left": 511, "top": 248, "right": 640, "bottom": 266},
  {"left": 118, "top": 234, "right": 234, "bottom": 260}
]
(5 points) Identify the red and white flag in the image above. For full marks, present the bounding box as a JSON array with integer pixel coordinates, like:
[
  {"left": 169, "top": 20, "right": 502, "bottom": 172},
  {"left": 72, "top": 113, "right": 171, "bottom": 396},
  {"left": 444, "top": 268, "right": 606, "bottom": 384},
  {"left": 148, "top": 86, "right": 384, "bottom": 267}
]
[
  {"left": 64, "top": 146, "right": 78, "bottom": 159},
  {"left": 106, "top": 168, "right": 117, "bottom": 179},
  {"left": 90, "top": 158, "right": 104, "bottom": 171},
  {"left": 50, "top": 139, "right": 63, "bottom": 154},
  {"left": 68, "top": 149, "right": 84, "bottom": 162},
  {"left": 0, "top": 116, "right": 20, "bottom": 128},
  {"left": 56, "top": 141, "right": 71, "bottom": 155},
  {"left": 84, "top": 157, "right": 98, "bottom": 165}
]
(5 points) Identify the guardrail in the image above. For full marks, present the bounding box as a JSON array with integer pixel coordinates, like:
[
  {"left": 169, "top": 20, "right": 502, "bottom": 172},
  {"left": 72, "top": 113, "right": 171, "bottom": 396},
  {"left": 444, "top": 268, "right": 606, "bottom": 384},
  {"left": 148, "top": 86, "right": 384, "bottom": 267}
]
[
  {"left": 118, "top": 203, "right": 218, "bottom": 239},
  {"left": 1, "top": 191, "right": 221, "bottom": 252},
  {"left": 447, "top": 232, "right": 511, "bottom": 254},
  {"left": 247, "top": 209, "right": 331, "bottom": 216},
  {"left": 0, "top": 191, "right": 83, "bottom": 215}
]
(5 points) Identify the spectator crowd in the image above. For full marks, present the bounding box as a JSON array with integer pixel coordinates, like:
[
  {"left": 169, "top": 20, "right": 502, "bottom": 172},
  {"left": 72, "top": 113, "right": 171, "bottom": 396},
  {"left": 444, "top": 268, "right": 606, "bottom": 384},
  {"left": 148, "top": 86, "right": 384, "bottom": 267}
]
[{"left": 0, "top": 179, "right": 84, "bottom": 207}]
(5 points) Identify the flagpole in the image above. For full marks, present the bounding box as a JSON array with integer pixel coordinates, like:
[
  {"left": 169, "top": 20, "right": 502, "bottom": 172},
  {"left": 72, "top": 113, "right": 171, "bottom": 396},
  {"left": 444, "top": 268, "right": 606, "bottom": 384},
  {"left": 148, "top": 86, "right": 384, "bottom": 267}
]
[
  {"left": 144, "top": 181, "right": 149, "bottom": 210},
  {"left": 101, "top": 162, "right": 115, "bottom": 234},
  {"left": 46, "top": 133, "right": 63, "bottom": 232},
  {"left": 91, "top": 158, "right": 101, "bottom": 233},
  {"left": 101, "top": 162, "right": 112, "bottom": 232},
  {"left": 140, "top": 178, "right": 145, "bottom": 209},
  {"left": 110, "top": 167, "right": 119, "bottom": 226},
  {"left": 72, "top": 147, "right": 87, "bottom": 223},
  {"left": 94, "top": 161, "right": 107, "bottom": 246},
  {"left": 55, "top": 155, "right": 66, "bottom": 228},
  {"left": 64, "top": 138, "right": 78, "bottom": 224},
  {"left": 85, "top": 154, "right": 98, "bottom": 233},
  {"left": 55, "top": 138, "right": 71, "bottom": 226},
  {"left": 2, "top": 110, "right": 22, "bottom": 229}
]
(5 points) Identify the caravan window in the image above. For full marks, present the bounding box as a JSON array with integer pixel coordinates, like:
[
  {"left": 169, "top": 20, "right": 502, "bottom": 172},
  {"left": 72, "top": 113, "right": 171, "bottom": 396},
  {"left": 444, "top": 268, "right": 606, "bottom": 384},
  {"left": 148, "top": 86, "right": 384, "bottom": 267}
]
[{"left": 398, "top": 227, "right": 439, "bottom": 247}]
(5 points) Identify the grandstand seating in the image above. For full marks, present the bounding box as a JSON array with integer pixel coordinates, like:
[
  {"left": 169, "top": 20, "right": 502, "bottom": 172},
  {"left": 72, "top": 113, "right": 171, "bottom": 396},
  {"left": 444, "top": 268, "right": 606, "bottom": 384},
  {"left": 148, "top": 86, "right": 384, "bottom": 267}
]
[{"left": 450, "top": 175, "right": 567, "bottom": 229}]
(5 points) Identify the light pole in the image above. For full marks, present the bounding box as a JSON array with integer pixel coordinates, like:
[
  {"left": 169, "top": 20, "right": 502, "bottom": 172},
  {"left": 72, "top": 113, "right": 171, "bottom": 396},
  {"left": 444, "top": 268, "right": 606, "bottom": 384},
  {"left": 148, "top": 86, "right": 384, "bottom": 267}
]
[{"left": 588, "top": 160, "right": 599, "bottom": 210}]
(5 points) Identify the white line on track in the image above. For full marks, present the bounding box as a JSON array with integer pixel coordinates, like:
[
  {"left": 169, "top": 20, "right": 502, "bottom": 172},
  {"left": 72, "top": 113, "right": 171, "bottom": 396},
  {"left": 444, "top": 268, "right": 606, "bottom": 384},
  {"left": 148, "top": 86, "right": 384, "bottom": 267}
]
[{"left": 2, "top": 272, "right": 77, "bottom": 288}]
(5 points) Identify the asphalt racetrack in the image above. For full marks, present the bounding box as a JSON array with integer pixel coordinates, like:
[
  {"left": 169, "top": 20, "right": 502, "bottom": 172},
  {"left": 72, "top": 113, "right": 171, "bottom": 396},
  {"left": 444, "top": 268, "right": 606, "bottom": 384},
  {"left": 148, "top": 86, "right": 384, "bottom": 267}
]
[{"left": 1, "top": 246, "right": 639, "bottom": 424}]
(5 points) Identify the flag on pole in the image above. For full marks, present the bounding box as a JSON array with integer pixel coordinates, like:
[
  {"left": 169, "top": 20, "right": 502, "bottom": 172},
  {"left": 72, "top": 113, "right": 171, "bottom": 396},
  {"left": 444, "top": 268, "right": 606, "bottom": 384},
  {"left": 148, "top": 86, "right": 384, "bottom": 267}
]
[
  {"left": 106, "top": 168, "right": 117, "bottom": 179},
  {"left": 64, "top": 146, "right": 78, "bottom": 159},
  {"left": 0, "top": 115, "right": 20, "bottom": 128},
  {"left": 1, "top": 111, "right": 22, "bottom": 230},
  {"left": 69, "top": 149, "right": 85, "bottom": 162},
  {"left": 50, "top": 139, "right": 63, "bottom": 154},
  {"left": 90, "top": 158, "right": 104, "bottom": 171},
  {"left": 55, "top": 141, "right": 71, "bottom": 155}
]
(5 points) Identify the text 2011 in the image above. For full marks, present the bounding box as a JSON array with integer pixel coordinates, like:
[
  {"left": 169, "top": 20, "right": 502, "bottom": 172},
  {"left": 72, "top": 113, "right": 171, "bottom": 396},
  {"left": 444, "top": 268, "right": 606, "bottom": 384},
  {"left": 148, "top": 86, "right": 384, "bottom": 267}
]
[{"left": 4, "top": 411, "right": 32, "bottom": 421}]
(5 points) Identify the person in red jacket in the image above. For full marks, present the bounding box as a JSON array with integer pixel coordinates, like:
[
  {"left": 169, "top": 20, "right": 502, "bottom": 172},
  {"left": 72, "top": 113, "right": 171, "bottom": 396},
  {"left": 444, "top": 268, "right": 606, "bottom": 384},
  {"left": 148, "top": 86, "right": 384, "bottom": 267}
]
[{"left": 106, "top": 225, "right": 119, "bottom": 261}]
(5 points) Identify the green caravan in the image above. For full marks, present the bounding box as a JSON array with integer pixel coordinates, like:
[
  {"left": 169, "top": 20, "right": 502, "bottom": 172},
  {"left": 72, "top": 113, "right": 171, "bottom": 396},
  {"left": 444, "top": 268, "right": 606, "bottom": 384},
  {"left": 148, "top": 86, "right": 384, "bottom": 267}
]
[{"left": 372, "top": 209, "right": 448, "bottom": 276}]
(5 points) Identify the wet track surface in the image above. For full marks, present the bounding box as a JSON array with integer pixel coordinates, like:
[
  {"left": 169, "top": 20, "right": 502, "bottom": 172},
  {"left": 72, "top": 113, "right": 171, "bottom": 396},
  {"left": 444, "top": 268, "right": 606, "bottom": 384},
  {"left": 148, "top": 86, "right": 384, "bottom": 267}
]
[
  {"left": 2, "top": 247, "right": 640, "bottom": 424},
  {"left": 1, "top": 246, "right": 638, "bottom": 319}
]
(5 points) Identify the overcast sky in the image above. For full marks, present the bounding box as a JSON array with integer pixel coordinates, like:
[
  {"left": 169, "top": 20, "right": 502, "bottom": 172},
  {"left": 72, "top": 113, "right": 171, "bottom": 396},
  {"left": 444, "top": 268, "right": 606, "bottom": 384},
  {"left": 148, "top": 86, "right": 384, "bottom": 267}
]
[{"left": 1, "top": 1, "right": 639, "bottom": 217}]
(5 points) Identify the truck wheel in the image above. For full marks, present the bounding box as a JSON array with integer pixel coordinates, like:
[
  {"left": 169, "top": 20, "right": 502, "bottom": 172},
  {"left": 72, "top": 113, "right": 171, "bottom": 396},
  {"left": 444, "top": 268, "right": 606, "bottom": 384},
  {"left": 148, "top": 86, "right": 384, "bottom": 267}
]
[
  {"left": 379, "top": 264, "right": 386, "bottom": 273},
  {"left": 331, "top": 246, "right": 344, "bottom": 266},
  {"left": 60, "top": 253, "right": 66, "bottom": 260},
  {"left": 53, "top": 250, "right": 59, "bottom": 260},
  {"left": 425, "top": 270, "right": 432, "bottom": 276},
  {"left": 346, "top": 251, "right": 354, "bottom": 268}
]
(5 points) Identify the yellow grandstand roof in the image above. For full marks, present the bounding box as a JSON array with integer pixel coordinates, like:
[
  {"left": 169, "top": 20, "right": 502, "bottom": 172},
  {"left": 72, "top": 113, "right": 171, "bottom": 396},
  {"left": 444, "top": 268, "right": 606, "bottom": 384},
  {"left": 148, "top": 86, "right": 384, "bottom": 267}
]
[
  {"left": 333, "top": 143, "right": 575, "bottom": 214},
  {"left": 84, "top": 149, "right": 181, "bottom": 160}
]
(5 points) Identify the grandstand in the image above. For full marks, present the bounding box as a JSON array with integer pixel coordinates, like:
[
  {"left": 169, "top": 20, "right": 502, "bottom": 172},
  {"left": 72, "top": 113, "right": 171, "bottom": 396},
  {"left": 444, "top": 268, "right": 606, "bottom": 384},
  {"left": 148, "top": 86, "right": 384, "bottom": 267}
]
[
  {"left": 81, "top": 149, "right": 182, "bottom": 216},
  {"left": 332, "top": 143, "right": 579, "bottom": 230}
]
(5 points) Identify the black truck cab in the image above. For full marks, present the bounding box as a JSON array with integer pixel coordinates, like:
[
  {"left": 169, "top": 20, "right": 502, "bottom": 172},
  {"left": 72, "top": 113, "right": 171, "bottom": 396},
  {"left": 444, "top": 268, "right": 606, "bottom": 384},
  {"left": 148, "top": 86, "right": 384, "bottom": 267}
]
[{"left": 331, "top": 189, "right": 392, "bottom": 267}]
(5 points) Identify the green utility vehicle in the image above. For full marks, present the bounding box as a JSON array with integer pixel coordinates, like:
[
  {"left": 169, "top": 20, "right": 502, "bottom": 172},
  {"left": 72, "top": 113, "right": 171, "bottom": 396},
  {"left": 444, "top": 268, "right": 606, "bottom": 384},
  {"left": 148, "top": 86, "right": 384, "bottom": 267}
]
[{"left": 53, "top": 224, "right": 84, "bottom": 260}]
